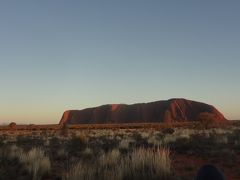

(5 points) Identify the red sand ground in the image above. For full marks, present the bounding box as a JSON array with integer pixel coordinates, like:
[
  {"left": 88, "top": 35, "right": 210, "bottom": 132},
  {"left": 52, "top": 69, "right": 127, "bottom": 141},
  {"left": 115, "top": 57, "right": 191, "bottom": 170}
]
[{"left": 173, "top": 153, "right": 240, "bottom": 180}]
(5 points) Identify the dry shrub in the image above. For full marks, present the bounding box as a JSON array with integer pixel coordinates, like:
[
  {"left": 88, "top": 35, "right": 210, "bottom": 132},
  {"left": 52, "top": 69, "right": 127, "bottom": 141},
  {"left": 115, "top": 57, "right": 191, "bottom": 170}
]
[
  {"left": 64, "top": 149, "right": 122, "bottom": 180},
  {"left": 119, "top": 137, "right": 135, "bottom": 151},
  {"left": 123, "top": 147, "right": 171, "bottom": 179},
  {"left": 68, "top": 132, "right": 88, "bottom": 151},
  {"left": 64, "top": 162, "right": 95, "bottom": 180},
  {"left": 76, "top": 132, "right": 88, "bottom": 144},
  {"left": 81, "top": 147, "right": 93, "bottom": 159},
  {"left": 64, "top": 147, "right": 171, "bottom": 180},
  {"left": 1, "top": 146, "right": 51, "bottom": 180},
  {"left": 119, "top": 139, "right": 130, "bottom": 150},
  {"left": 19, "top": 148, "right": 51, "bottom": 180},
  {"left": 56, "top": 148, "right": 68, "bottom": 159},
  {"left": 98, "top": 149, "right": 122, "bottom": 180}
]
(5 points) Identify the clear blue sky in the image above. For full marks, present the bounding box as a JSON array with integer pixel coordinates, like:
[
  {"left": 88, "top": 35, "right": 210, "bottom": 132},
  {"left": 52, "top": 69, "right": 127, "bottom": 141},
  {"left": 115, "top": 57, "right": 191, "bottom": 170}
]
[{"left": 0, "top": 1, "right": 239, "bottom": 124}]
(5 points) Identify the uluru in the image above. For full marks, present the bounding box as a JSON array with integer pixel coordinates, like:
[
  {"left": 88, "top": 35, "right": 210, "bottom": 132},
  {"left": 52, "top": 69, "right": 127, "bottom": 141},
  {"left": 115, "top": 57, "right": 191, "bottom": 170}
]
[{"left": 59, "top": 98, "right": 226, "bottom": 125}]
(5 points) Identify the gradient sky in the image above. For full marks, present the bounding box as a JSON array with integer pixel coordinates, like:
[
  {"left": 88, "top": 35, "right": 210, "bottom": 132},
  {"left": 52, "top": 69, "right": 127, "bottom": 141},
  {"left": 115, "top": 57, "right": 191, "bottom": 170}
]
[{"left": 0, "top": 1, "right": 240, "bottom": 124}]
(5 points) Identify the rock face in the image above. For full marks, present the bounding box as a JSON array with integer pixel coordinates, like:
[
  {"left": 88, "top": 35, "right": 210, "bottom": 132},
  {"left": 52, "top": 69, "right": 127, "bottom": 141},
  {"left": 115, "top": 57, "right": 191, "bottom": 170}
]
[{"left": 59, "top": 98, "right": 226, "bottom": 125}]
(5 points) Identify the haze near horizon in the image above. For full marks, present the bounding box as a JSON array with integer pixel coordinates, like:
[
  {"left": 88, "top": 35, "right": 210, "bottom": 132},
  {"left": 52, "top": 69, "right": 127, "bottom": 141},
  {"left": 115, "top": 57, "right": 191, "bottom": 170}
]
[{"left": 0, "top": 1, "right": 240, "bottom": 124}]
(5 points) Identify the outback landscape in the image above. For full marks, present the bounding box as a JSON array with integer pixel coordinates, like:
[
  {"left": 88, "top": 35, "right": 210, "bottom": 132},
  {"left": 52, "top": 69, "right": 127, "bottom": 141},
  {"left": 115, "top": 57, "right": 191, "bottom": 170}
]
[
  {"left": 1, "top": 99, "right": 240, "bottom": 180},
  {"left": 1, "top": 1, "right": 240, "bottom": 180}
]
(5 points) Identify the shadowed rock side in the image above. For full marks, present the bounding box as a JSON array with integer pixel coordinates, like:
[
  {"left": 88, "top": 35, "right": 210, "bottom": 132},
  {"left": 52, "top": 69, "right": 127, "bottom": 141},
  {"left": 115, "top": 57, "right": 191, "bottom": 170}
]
[{"left": 59, "top": 99, "right": 226, "bottom": 125}]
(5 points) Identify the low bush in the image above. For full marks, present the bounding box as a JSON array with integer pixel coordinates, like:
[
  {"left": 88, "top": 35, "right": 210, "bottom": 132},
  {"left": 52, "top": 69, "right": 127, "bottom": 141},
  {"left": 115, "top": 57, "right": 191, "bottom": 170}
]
[
  {"left": 170, "top": 133, "right": 227, "bottom": 156},
  {"left": 68, "top": 133, "right": 88, "bottom": 151},
  {"left": 81, "top": 148, "right": 94, "bottom": 160},
  {"left": 16, "top": 136, "right": 44, "bottom": 146},
  {"left": 49, "top": 137, "right": 61, "bottom": 147},
  {"left": 162, "top": 128, "right": 175, "bottom": 135},
  {"left": 100, "top": 136, "right": 120, "bottom": 152}
]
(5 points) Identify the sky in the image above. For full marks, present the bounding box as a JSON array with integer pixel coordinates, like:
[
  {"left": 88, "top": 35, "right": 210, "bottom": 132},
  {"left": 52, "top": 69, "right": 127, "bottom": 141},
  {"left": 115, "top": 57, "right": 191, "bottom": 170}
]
[{"left": 0, "top": 1, "right": 240, "bottom": 124}]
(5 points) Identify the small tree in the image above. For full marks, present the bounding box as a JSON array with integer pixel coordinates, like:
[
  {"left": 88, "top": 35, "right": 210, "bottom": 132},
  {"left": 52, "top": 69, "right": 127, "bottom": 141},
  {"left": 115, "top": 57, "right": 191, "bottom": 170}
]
[{"left": 9, "top": 122, "right": 17, "bottom": 130}]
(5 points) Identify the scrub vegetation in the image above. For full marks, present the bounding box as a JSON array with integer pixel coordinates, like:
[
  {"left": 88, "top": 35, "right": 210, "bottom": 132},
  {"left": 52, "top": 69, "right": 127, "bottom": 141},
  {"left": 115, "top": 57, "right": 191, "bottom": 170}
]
[{"left": 0, "top": 121, "right": 240, "bottom": 180}]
